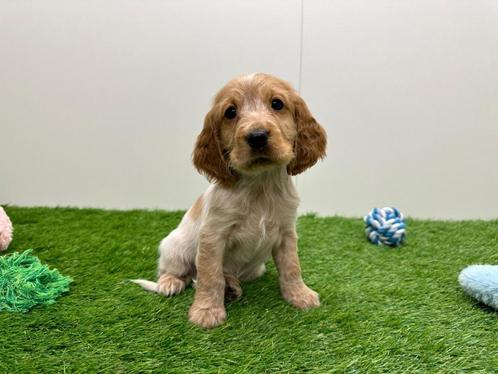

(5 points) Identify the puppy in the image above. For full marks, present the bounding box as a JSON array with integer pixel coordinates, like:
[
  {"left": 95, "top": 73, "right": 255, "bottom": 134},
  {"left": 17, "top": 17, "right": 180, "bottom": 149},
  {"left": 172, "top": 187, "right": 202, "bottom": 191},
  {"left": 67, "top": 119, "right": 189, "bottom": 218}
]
[{"left": 133, "top": 73, "right": 327, "bottom": 328}]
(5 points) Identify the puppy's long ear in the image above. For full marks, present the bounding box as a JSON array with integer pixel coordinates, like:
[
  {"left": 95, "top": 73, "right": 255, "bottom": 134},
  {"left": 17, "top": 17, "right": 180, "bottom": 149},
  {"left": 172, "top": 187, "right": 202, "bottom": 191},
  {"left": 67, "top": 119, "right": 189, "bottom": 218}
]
[
  {"left": 287, "top": 96, "right": 327, "bottom": 175},
  {"left": 192, "top": 108, "right": 238, "bottom": 187}
]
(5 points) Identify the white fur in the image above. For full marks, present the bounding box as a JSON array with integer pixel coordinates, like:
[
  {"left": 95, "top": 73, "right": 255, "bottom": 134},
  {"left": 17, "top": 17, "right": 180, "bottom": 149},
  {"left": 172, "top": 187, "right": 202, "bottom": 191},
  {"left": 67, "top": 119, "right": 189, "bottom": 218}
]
[
  {"left": 244, "top": 72, "right": 257, "bottom": 82},
  {"left": 130, "top": 279, "right": 158, "bottom": 292}
]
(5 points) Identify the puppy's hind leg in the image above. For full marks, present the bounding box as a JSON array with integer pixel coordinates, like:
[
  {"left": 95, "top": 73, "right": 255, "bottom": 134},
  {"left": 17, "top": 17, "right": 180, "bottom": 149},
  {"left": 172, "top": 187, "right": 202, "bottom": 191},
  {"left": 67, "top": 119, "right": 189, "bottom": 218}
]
[
  {"left": 224, "top": 273, "right": 242, "bottom": 301},
  {"left": 157, "top": 229, "right": 197, "bottom": 296},
  {"left": 156, "top": 273, "right": 191, "bottom": 297},
  {"left": 133, "top": 228, "right": 196, "bottom": 297}
]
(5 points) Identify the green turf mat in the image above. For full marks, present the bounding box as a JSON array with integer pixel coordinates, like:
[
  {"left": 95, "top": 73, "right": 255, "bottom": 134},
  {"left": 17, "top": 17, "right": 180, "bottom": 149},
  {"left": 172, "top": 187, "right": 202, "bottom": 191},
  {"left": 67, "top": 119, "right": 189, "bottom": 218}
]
[{"left": 0, "top": 206, "right": 497, "bottom": 373}]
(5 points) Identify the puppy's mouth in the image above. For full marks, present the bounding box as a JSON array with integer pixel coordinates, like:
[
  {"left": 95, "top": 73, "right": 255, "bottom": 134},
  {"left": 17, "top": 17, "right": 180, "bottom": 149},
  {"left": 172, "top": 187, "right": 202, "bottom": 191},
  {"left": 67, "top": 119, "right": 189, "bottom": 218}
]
[{"left": 249, "top": 156, "right": 274, "bottom": 167}]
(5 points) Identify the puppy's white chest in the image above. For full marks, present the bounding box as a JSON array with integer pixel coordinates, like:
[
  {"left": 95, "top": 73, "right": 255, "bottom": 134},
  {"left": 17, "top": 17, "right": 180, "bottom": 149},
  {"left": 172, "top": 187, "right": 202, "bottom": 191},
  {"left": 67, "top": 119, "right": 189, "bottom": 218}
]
[
  {"left": 205, "top": 173, "right": 299, "bottom": 277},
  {"left": 235, "top": 213, "right": 280, "bottom": 248},
  {"left": 223, "top": 208, "right": 283, "bottom": 277}
]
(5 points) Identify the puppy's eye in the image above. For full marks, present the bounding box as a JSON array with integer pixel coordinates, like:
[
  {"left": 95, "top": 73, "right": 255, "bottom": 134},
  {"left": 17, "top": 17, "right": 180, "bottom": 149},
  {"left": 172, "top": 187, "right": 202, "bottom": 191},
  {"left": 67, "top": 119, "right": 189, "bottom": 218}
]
[
  {"left": 224, "top": 106, "right": 237, "bottom": 120},
  {"left": 271, "top": 98, "right": 284, "bottom": 111}
]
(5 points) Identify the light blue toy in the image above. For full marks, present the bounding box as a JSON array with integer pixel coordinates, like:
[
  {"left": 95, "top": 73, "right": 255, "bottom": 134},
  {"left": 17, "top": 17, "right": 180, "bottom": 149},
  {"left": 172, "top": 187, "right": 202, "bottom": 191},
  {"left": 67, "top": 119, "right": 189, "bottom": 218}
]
[
  {"left": 364, "top": 207, "right": 406, "bottom": 246},
  {"left": 459, "top": 265, "right": 498, "bottom": 310}
]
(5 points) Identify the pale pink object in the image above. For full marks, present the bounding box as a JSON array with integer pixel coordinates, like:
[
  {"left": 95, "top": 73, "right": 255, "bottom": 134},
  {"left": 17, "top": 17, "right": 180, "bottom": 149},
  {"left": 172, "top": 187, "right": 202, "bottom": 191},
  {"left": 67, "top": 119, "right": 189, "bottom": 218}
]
[{"left": 0, "top": 206, "right": 13, "bottom": 251}]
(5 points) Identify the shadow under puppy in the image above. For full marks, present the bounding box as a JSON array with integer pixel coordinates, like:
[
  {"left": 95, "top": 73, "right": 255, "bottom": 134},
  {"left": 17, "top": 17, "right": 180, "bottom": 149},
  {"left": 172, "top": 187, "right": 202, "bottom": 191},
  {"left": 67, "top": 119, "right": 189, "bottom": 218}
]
[{"left": 133, "top": 73, "right": 327, "bottom": 328}]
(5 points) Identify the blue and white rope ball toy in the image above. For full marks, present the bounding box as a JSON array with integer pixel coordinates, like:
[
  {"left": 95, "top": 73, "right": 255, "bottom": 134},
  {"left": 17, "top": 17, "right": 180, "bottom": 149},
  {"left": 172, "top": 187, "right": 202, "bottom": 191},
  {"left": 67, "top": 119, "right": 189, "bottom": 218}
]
[{"left": 364, "top": 207, "right": 406, "bottom": 246}]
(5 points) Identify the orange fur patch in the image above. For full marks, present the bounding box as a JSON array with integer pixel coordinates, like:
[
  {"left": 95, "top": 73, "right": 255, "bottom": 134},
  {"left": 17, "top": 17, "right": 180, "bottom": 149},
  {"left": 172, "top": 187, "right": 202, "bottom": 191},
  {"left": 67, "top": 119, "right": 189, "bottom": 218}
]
[{"left": 188, "top": 195, "right": 204, "bottom": 220}]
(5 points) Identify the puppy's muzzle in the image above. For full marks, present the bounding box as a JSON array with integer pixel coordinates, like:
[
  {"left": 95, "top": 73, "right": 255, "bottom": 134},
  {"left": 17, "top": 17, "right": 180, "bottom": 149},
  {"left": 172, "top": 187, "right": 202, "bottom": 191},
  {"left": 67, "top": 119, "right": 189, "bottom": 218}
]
[{"left": 246, "top": 130, "right": 269, "bottom": 150}]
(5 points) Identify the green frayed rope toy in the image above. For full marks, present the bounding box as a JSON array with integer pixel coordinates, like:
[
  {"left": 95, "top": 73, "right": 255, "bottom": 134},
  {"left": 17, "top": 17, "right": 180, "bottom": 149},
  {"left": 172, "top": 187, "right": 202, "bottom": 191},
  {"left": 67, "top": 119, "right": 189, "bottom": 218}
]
[{"left": 0, "top": 250, "right": 72, "bottom": 312}]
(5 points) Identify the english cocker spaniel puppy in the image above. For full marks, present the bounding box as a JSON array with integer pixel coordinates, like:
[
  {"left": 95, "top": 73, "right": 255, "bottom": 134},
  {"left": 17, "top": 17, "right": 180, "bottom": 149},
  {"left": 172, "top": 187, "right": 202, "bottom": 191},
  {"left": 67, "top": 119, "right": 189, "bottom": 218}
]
[{"left": 133, "top": 73, "right": 327, "bottom": 328}]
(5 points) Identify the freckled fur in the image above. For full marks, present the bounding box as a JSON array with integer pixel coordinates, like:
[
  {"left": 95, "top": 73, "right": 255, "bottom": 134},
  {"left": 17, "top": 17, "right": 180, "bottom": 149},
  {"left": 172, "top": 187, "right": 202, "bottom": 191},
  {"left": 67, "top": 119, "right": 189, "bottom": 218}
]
[{"left": 133, "top": 73, "right": 327, "bottom": 328}]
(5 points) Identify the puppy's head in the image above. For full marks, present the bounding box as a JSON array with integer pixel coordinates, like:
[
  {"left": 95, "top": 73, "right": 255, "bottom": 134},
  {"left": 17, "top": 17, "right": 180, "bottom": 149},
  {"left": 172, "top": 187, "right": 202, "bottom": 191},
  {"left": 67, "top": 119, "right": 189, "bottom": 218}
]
[{"left": 193, "top": 73, "right": 327, "bottom": 186}]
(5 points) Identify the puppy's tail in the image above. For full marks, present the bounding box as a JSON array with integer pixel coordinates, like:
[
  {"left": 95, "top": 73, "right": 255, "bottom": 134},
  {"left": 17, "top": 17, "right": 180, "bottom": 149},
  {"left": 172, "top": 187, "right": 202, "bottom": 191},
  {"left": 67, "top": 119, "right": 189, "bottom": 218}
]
[{"left": 130, "top": 279, "right": 158, "bottom": 293}]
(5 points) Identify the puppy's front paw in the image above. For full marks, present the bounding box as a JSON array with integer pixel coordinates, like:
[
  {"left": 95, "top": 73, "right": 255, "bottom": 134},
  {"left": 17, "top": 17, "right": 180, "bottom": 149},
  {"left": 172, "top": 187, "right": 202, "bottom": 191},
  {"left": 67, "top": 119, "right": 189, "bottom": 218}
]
[
  {"left": 282, "top": 284, "right": 320, "bottom": 310},
  {"left": 188, "top": 303, "right": 227, "bottom": 329}
]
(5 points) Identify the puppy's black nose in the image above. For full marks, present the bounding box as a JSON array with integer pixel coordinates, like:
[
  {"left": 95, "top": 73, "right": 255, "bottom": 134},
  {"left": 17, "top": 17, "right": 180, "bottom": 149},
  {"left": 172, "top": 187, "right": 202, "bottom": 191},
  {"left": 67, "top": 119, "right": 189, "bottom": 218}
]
[{"left": 246, "top": 130, "right": 269, "bottom": 150}]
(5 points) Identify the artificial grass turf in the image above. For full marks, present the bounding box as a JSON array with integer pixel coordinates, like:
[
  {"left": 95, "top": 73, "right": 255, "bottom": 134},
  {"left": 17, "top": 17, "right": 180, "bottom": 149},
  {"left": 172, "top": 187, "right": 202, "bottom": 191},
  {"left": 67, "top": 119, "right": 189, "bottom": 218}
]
[{"left": 0, "top": 207, "right": 497, "bottom": 373}]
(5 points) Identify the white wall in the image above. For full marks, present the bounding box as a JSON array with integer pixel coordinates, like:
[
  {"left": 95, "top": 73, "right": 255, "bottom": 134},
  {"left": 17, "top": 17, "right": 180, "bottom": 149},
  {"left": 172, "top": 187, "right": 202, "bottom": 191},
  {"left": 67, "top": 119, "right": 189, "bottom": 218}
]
[
  {"left": 1, "top": 0, "right": 497, "bottom": 219},
  {"left": 299, "top": 0, "right": 498, "bottom": 220}
]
